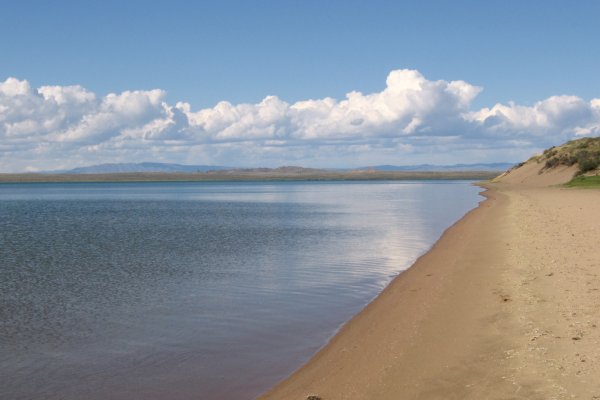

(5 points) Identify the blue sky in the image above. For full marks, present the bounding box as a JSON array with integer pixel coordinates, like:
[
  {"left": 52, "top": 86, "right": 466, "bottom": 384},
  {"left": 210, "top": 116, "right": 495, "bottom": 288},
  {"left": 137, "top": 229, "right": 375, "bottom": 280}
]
[{"left": 1, "top": 0, "right": 600, "bottom": 171}]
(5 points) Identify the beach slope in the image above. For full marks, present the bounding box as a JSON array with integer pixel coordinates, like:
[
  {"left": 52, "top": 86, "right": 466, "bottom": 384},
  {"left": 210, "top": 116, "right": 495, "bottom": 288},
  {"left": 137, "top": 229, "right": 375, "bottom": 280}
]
[{"left": 260, "top": 159, "right": 600, "bottom": 399}]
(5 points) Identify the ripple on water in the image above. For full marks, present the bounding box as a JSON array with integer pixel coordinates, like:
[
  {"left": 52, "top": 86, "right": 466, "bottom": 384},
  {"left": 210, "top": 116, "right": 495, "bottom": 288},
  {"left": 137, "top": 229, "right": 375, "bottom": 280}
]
[{"left": 0, "top": 181, "right": 481, "bottom": 400}]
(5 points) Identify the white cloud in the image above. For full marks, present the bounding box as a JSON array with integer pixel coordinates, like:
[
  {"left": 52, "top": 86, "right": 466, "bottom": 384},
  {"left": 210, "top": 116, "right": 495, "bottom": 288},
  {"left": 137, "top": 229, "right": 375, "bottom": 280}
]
[
  {"left": 467, "top": 95, "right": 594, "bottom": 136},
  {"left": 0, "top": 70, "right": 599, "bottom": 172}
]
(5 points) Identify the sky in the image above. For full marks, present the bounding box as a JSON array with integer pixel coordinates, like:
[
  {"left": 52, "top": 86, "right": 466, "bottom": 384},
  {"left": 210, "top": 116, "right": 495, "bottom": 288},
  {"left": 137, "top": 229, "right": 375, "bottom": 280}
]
[{"left": 1, "top": 0, "right": 600, "bottom": 172}]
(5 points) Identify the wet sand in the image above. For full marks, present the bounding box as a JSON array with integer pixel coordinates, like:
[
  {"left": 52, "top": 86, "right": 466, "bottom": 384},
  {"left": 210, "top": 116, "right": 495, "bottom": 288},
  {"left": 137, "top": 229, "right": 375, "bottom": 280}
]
[{"left": 260, "top": 164, "right": 600, "bottom": 399}]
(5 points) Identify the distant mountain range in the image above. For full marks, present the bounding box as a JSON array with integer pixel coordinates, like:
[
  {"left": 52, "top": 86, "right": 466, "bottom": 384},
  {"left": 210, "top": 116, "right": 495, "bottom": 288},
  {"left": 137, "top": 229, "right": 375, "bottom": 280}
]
[
  {"left": 356, "top": 163, "right": 515, "bottom": 172},
  {"left": 54, "top": 162, "right": 230, "bottom": 174},
  {"left": 50, "top": 162, "right": 514, "bottom": 174}
]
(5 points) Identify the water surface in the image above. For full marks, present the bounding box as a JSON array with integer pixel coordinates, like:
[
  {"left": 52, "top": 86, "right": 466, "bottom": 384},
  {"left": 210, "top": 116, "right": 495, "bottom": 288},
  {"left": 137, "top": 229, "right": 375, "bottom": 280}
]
[{"left": 0, "top": 181, "right": 481, "bottom": 399}]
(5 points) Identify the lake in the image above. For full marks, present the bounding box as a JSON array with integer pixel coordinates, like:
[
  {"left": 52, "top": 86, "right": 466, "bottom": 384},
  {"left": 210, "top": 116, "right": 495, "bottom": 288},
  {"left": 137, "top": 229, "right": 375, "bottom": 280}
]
[{"left": 0, "top": 181, "right": 482, "bottom": 399}]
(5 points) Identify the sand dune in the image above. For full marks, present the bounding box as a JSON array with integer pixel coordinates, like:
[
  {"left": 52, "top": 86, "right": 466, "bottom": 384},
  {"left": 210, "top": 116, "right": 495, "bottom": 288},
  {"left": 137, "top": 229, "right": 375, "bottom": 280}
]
[{"left": 260, "top": 160, "right": 600, "bottom": 399}]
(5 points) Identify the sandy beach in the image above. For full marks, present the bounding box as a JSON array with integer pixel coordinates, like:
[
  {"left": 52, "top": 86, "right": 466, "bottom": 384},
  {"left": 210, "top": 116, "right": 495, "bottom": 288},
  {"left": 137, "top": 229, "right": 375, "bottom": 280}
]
[{"left": 260, "top": 164, "right": 600, "bottom": 399}]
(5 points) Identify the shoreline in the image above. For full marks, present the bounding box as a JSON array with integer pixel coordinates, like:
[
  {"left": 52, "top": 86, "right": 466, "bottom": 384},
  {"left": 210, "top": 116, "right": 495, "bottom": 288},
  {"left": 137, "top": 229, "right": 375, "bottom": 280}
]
[
  {"left": 259, "top": 175, "right": 600, "bottom": 399},
  {"left": 259, "top": 184, "right": 504, "bottom": 399}
]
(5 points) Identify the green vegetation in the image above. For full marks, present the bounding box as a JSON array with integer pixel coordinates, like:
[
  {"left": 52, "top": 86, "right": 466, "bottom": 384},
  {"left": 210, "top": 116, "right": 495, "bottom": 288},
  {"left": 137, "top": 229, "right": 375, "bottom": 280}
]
[
  {"left": 541, "top": 137, "right": 600, "bottom": 175},
  {"left": 564, "top": 175, "right": 600, "bottom": 188},
  {"left": 529, "top": 137, "right": 600, "bottom": 188}
]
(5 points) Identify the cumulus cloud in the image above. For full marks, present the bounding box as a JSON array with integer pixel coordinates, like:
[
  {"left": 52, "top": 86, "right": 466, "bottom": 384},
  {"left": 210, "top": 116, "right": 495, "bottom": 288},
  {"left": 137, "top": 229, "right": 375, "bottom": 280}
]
[
  {"left": 467, "top": 95, "right": 597, "bottom": 136},
  {"left": 1, "top": 69, "right": 599, "bottom": 171}
]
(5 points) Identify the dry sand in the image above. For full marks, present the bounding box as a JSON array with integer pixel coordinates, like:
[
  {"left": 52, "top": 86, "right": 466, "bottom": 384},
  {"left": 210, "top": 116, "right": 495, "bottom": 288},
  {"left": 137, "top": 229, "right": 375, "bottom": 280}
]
[{"left": 259, "top": 163, "right": 600, "bottom": 399}]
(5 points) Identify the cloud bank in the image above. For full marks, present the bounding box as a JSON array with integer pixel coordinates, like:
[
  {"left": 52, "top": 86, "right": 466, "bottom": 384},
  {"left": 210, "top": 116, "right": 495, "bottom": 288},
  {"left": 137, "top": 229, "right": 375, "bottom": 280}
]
[{"left": 1, "top": 69, "right": 599, "bottom": 171}]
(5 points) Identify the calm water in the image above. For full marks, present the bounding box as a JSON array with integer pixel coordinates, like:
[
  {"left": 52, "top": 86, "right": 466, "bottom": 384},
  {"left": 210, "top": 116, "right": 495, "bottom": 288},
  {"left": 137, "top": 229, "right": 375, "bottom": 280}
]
[{"left": 0, "top": 181, "right": 481, "bottom": 400}]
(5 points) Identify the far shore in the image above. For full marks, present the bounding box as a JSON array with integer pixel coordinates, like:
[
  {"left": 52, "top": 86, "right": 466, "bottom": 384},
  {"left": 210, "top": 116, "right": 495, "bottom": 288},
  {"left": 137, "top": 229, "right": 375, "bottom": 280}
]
[
  {"left": 259, "top": 163, "right": 600, "bottom": 399},
  {"left": 0, "top": 170, "right": 500, "bottom": 183}
]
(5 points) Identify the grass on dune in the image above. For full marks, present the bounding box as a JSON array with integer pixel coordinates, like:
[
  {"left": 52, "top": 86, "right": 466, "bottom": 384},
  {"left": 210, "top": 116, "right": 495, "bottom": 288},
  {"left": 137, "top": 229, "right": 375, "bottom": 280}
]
[
  {"left": 536, "top": 137, "right": 600, "bottom": 188},
  {"left": 542, "top": 137, "right": 600, "bottom": 175}
]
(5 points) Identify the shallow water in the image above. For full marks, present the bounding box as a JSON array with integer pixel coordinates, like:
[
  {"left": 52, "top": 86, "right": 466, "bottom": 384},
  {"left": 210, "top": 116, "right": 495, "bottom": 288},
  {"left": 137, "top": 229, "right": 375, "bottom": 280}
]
[{"left": 0, "top": 181, "right": 481, "bottom": 399}]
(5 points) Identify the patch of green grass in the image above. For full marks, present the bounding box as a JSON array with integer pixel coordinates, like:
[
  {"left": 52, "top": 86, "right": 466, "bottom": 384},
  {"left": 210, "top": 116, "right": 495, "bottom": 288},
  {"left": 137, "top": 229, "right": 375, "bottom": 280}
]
[{"left": 565, "top": 175, "right": 600, "bottom": 188}]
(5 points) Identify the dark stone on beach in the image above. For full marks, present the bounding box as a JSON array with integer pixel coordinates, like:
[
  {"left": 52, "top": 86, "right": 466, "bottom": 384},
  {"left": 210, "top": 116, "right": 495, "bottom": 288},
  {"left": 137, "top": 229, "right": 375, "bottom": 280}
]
[{"left": 307, "top": 396, "right": 322, "bottom": 400}]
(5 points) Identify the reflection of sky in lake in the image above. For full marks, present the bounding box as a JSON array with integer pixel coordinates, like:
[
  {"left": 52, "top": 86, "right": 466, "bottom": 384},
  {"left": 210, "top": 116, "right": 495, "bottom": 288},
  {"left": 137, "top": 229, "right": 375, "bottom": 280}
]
[{"left": 0, "top": 181, "right": 481, "bottom": 400}]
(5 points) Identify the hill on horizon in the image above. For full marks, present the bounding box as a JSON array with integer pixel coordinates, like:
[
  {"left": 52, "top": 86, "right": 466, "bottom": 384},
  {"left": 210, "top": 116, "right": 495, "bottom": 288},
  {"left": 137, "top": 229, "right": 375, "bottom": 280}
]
[
  {"left": 357, "top": 163, "right": 514, "bottom": 172},
  {"left": 52, "top": 162, "right": 230, "bottom": 174}
]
